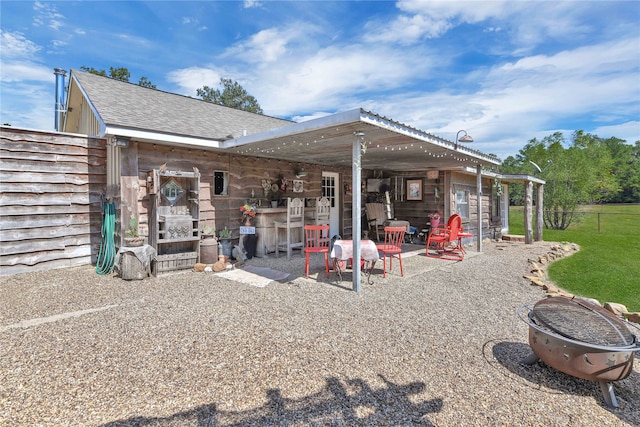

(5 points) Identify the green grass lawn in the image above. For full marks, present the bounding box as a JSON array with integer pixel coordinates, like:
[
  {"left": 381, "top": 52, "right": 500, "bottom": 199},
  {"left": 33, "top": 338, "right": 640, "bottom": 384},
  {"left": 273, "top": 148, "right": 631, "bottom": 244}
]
[{"left": 509, "top": 204, "right": 640, "bottom": 312}]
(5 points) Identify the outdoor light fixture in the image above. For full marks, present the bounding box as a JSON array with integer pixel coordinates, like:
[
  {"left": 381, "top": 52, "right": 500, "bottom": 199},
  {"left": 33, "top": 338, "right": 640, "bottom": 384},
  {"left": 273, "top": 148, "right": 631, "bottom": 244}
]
[
  {"left": 455, "top": 130, "right": 473, "bottom": 149},
  {"left": 295, "top": 167, "right": 308, "bottom": 178},
  {"left": 111, "top": 136, "right": 130, "bottom": 148}
]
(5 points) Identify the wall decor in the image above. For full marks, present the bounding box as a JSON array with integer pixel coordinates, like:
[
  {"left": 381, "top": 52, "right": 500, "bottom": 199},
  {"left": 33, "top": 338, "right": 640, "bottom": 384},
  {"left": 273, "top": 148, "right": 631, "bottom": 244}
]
[
  {"left": 292, "top": 179, "right": 304, "bottom": 192},
  {"left": 406, "top": 179, "right": 423, "bottom": 201}
]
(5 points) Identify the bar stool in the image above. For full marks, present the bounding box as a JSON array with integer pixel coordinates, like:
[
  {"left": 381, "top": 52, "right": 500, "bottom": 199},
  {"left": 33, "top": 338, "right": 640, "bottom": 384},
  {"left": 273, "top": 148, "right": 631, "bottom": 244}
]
[{"left": 274, "top": 197, "right": 305, "bottom": 259}]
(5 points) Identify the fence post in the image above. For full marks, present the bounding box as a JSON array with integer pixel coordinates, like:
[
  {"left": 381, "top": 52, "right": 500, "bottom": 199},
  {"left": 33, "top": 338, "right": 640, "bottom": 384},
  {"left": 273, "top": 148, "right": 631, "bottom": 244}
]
[{"left": 598, "top": 212, "right": 601, "bottom": 234}]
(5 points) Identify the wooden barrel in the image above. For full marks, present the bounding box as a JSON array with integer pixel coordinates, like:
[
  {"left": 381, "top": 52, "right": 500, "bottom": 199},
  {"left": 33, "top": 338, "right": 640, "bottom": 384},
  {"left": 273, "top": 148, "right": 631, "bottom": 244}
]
[{"left": 200, "top": 238, "right": 218, "bottom": 264}]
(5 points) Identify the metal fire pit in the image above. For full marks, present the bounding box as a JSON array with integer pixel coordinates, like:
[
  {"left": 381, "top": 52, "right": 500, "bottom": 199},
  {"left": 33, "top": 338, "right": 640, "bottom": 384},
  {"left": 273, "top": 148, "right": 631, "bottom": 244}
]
[{"left": 517, "top": 296, "right": 640, "bottom": 408}]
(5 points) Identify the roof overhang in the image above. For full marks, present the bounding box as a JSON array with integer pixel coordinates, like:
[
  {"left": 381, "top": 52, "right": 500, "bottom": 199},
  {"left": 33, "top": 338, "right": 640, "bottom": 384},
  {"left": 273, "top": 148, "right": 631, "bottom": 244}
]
[
  {"left": 98, "top": 107, "right": 501, "bottom": 173},
  {"left": 104, "top": 126, "right": 224, "bottom": 149},
  {"left": 221, "top": 108, "right": 501, "bottom": 172},
  {"left": 457, "top": 166, "right": 545, "bottom": 185}
]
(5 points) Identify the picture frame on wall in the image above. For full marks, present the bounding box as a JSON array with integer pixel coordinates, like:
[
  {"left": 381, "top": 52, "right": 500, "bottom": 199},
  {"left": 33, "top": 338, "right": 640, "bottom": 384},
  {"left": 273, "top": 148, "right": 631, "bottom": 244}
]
[
  {"left": 292, "top": 180, "right": 304, "bottom": 192},
  {"left": 406, "top": 179, "right": 423, "bottom": 201}
]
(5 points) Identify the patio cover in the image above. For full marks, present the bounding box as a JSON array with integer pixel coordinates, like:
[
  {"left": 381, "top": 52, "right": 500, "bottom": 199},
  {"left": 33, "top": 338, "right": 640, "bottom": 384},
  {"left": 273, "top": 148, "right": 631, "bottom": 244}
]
[{"left": 221, "top": 109, "right": 501, "bottom": 291}]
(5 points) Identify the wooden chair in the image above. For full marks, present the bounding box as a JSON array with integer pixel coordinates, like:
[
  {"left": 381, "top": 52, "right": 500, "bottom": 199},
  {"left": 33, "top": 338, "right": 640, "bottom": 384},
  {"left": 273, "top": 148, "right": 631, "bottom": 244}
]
[
  {"left": 376, "top": 226, "right": 405, "bottom": 278},
  {"left": 303, "top": 225, "right": 330, "bottom": 278},
  {"left": 426, "top": 214, "right": 464, "bottom": 261},
  {"left": 315, "top": 196, "right": 331, "bottom": 225},
  {"left": 365, "top": 202, "right": 391, "bottom": 241},
  {"left": 274, "top": 197, "right": 305, "bottom": 259}
]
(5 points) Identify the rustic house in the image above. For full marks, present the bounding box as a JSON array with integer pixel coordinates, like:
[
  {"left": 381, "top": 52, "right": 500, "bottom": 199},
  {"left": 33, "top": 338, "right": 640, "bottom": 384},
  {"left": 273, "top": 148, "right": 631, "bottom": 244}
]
[{"left": 0, "top": 68, "right": 544, "bottom": 286}]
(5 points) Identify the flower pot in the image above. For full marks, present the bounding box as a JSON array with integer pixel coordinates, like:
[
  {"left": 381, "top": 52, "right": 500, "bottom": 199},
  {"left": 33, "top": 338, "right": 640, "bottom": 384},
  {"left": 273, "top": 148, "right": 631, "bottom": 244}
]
[
  {"left": 243, "top": 234, "right": 258, "bottom": 259},
  {"left": 219, "top": 238, "right": 233, "bottom": 257},
  {"left": 430, "top": 219, "right": 440, "bottom": 229},
  {"left": 271, "top": 200, "right": 278, "bottom": 208},
  {"left": 124, "top": 237, "right": 145, "bottom": 247}
]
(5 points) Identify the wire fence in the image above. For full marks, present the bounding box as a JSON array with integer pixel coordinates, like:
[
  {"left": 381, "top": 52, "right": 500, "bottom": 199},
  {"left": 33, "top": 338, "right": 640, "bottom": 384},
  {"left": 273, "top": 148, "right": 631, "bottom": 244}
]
[
  {"left": 544, "top": 210, "right": 640, "bottom": 235},
  {"left": 510, "top": 205, "right": 640, "bottom": 236}
]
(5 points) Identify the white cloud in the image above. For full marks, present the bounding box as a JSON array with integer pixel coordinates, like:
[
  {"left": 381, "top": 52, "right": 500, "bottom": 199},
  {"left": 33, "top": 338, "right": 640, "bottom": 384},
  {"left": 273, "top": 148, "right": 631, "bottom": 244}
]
[
  {"left": 166, "top": 67, "right": 223, "bottom": 95},
  {"left": 243, "top": 0, "right": 262, "bottom": 9},
  {"left": 591, "top": 121, "right": 640, "bottom": 144},
  {"left": 222, "top": 26, "right": 304, "bottom": 64},
  {"left": 1, "top": 30, "right": 41, "bottom": 59},
  {"left": 33, "top": 1, "right": 65, "bottom": 30}
]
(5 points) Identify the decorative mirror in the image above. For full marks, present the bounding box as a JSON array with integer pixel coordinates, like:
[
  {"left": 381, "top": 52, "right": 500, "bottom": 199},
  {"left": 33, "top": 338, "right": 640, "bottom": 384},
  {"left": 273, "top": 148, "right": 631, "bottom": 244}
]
[{"left": 160, "top": 178, "right": 185, "bottom": 206}]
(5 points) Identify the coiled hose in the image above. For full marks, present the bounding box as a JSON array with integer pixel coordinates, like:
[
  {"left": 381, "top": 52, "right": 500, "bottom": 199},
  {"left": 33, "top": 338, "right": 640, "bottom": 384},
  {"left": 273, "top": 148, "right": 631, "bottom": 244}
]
[{"left": 95, "top": 201, "right": 116, "bottom": 275}]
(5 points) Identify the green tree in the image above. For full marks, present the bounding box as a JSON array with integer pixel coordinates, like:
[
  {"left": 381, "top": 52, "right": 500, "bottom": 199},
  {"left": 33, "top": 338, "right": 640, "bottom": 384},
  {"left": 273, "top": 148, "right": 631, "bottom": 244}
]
[
  {"left": 80, "top": 66, "right": 155, "bottom": 88},
  {"left": 196, "top": 78, "right": 263, "bottom": 114},
  {"left": 501, "top": 131, "right": 628, "bottom": 230},
  {"left": 137, "top": 76, "right": 156, "bottom": 89},
  {"left": 601, "top": 138, "right": 640, "bottom": 203},
  {"left": 499, "top": 155, "right": 524, "bottom": 205}
]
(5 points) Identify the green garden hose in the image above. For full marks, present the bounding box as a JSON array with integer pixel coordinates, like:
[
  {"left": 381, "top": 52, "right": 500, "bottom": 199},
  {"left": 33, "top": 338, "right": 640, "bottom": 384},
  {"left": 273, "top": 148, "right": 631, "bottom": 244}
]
[{"left": 95, "top": 201, "right": 116, "bottom": 275}]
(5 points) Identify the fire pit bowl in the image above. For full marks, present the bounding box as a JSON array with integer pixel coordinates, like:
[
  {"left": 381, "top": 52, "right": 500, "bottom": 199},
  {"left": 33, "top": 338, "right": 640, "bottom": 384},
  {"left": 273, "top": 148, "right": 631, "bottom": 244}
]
[{"left": 517, "top": 296, "right": 640, "bottom": 408}]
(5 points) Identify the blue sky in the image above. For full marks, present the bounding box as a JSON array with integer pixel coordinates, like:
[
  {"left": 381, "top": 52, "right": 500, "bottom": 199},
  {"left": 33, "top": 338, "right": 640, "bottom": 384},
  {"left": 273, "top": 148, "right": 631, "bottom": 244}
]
[{"left": 1, "top": 0, "right": 639, "bottom": 160}]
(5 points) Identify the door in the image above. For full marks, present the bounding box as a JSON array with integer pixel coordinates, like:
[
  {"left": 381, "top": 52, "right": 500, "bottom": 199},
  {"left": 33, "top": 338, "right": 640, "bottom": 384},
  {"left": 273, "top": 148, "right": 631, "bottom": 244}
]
[{"left": 322, "top": 171, "right": 340, "bottom": 238}]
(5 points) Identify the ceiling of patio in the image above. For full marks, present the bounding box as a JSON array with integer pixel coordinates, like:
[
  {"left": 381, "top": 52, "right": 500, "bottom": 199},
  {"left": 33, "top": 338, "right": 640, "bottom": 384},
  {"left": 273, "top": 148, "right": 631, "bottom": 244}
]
[{"left": 223, "top": 109, "right": 501, "bottom": 172}]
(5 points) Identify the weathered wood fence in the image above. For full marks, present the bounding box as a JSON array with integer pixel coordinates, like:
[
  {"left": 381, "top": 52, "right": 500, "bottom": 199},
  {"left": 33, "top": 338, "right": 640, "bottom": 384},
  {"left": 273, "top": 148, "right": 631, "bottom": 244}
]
[{"left": 0, "top": 127, "right": 106, "bottom": 276}]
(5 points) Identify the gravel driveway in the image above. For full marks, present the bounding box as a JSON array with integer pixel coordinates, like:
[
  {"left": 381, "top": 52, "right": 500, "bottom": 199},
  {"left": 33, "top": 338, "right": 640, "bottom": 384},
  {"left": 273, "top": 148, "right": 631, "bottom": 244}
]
[{"left": 1, "top": 240, "right": 638, "bottom": 426}]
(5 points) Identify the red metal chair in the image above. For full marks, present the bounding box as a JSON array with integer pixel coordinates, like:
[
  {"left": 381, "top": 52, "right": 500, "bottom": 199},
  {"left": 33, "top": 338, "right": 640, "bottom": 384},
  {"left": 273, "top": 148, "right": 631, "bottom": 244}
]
[
  {"left": 376, "top": 226, "right": 405, "bottom": 278},
  {"left": 426, "top": 214, "right": 464, "bottom": 261},
  {"left": 303, "top": 225, "right": 330, "bottom": 278}
]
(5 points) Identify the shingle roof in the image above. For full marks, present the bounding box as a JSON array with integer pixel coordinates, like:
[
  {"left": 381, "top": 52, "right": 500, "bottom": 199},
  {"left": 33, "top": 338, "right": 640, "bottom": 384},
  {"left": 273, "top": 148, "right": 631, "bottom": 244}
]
[{"left": 71, "top": 69, "right": 292, "bottom": 140}]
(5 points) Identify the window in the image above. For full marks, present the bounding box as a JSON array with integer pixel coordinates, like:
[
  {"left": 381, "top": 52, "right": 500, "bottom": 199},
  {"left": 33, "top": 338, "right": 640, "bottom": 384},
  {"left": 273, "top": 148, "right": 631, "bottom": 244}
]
[
  {"left": 213, "top": 171, "right": 228, "bottom": 196},
  {"left": 456, "top": 189, "right": 469, "bottom": 219},
  {"left": 492, "top": 179, "right": 503, "bottom": 218},
  {"left": 322, "top": 175, "right": 336, "bottom": 207}
]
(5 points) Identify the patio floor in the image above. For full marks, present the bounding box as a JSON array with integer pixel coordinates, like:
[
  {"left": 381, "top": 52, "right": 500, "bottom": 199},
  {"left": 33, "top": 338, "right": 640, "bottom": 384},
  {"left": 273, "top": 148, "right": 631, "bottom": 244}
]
[{"left": 1, "top": 240, "right": 638, "bottom": 426}]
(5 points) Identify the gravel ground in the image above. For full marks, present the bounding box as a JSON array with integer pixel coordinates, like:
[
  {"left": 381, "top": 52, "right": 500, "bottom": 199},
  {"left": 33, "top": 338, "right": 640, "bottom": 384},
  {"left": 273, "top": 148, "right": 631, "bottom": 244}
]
[{"left": 1, "top": 240, "right": 638, "bottom": 426}]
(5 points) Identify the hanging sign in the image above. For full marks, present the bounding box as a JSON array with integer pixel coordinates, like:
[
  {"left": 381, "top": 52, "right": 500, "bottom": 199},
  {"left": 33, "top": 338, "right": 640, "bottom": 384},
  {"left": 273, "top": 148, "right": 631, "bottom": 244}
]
[{"left": 240, "top": 226, "right": 256, "bottom": 234}]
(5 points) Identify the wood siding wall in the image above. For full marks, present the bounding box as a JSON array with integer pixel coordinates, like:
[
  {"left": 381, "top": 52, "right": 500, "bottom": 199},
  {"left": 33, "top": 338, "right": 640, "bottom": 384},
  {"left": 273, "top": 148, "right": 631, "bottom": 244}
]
[
  {"left": 130, "top": 142, "right": 351, "bottom": 243},
  {"left": 370, "top": 170, "right": 500, "bottom": 240},
  {"left": 0, "top": 127, "right": 106, "bottom": 276}
]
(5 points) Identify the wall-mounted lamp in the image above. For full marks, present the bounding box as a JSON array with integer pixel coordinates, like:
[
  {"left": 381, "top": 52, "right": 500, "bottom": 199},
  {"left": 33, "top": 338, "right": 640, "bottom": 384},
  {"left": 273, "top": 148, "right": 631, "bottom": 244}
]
[
  {"left": 455, "top": 130, "right": 473, "bottom": 150},
  {"left": 295, "top": 167, "right": 308, "bottom": 178},
  {"left": 111, "top": 136, "right": 130, "bottom": 148}
]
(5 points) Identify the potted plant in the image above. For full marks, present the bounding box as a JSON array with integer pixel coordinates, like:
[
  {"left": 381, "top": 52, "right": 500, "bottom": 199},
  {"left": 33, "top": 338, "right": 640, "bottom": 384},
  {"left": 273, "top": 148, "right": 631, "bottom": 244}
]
[
  {"left": 124, "top": 217, "right": 145, "bottom": 247},
  {"left": 428, "top": 211, "right": 441, "bottom": 229},
  {"left": 218, "top": 227, "right": 234, "bottom": 257},
  {"left": 240, "top": 204, "right": 256, "bottom": 225},
  {"left": 201, "top": 225, "right": 216, "bottom": 239}
]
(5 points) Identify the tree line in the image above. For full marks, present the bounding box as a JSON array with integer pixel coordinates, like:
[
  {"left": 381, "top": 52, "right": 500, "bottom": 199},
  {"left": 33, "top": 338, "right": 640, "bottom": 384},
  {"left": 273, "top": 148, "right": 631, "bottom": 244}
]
[{"left": 500, "top": 131, "right": 640, "bottom": 229}]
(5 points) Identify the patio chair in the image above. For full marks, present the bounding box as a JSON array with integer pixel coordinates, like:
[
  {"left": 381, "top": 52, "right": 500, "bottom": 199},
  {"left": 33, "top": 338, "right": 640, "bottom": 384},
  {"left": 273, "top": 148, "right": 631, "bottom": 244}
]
[
  {"left": 315, "top": 196, "right": 331, "bottom": 225},
  {"left": 303, "top": 225, "right": 330, "bottom": 278},
  {"left": 426, "top": 214, "right": 464, "bottom": 261},
  {"left": 376, "top": 226, "right": 405, "bottom": 278},
  {"left": 366, "top": 202, "right": 391, "bottom": 241},
  {"left": 274, "top": 197, "right": 305, "bottom": 259}
]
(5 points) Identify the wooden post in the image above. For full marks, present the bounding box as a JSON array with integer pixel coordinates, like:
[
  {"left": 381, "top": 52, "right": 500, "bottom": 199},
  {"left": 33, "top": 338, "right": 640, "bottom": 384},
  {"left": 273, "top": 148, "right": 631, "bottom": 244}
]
[
  {"left": 535, "top": 183, "right": 544, "bottom": 241},
  {"left": 524, "top": 180, "right": 533, "bottom": 244}
]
